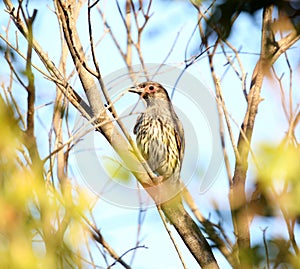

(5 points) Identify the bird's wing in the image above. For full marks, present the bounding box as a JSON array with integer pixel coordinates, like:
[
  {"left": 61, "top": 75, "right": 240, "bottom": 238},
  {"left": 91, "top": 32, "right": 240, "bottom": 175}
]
[
  {"left": 175, "top": 119, "right": 185, "bottom": 165},
  {"left": 133, "top": 113, "right": 143, "bottom": 134},
  {"left": 169, "top": 103, "right": 185, "bottom": 166}
]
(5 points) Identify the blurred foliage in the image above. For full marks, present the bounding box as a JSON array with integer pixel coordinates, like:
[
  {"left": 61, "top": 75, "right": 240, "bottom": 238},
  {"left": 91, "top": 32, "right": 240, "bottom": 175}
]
[
  {"left": 103, "top": 156, "right": 131, "bottom": 183},
  {"left": 239, "top": 244, "right": 264, "bottom": 267},
  {"left": 0, "top": 96, "right": 91, "bottom": 268},
  {"left": 255, "top": 143, "right": 300, "bottom": 267},
  {"left": 190, "top": 0, "right": 203, "bottom": 7},
  {"left": 257, "top": 143, "right": 300, "bottom": 218},
  {"left": 201, "top": 0, "right": 300, "bottom": 39}
]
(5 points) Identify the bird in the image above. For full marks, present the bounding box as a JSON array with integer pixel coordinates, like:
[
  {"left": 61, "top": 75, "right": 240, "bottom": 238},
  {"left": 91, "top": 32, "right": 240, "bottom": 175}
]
[{"left": 129, "top": 81, "right": 185, "bottom": 185}]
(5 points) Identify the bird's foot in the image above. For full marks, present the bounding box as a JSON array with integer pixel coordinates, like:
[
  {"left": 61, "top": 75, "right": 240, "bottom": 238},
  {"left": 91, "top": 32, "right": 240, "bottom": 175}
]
[{"left": 152, "top": 176, "right": 164, "bottom": 185}]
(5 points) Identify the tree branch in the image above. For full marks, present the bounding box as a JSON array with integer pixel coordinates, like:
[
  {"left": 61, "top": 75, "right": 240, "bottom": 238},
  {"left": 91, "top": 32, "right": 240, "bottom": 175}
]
[
  {"left": 4, "top": 0, "right": 220, "bottom": 267},
  {"left": 55, "top": 1, "right": 219, "bottom": 267}
]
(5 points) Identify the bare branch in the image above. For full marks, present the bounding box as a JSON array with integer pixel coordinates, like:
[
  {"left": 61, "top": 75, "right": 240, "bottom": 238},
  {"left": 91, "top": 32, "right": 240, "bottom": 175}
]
[{"left": 157, "top": 207, "right": 188, "bottom": 269}]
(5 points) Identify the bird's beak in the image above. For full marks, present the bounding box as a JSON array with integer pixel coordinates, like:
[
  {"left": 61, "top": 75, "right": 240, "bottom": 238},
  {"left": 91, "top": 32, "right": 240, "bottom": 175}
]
[{"left": 128, "top": 85, "right": 143, "bottom": 95}]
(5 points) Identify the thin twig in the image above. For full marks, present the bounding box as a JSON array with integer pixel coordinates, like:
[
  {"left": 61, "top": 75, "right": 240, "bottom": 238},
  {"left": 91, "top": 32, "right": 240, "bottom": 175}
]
[
  {"left": 261, "top": 227, "right": 270, "bottom": 269},
  {"left": 157, "top": 206, "right": 188, "bottom": 269}
]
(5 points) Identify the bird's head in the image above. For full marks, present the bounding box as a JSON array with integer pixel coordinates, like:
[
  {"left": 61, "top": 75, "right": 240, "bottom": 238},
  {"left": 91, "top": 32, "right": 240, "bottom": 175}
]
[{"left": 129, "top": 81, "right": 170, "bottom": 103}]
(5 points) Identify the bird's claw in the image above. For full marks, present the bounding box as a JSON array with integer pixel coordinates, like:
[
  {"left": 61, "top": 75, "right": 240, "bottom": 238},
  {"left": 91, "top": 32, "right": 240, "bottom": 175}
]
[{"left": 152, "top": 176, "right": 164, "bottom": 184}]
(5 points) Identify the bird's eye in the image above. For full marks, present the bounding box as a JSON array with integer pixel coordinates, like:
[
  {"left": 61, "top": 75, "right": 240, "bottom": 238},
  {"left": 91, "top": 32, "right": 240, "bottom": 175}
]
[{"left": 149, "top": 85, "right": 154, "bottom": 91}]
